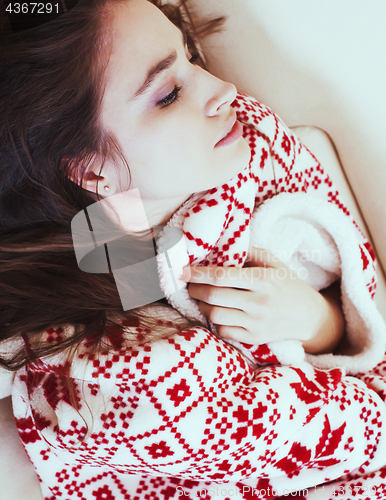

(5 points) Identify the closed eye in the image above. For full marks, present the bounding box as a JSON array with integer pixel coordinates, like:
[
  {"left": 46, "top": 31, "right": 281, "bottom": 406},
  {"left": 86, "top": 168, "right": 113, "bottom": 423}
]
[{"left": 157, "top": 85, "right": 182, "bottom": 107}]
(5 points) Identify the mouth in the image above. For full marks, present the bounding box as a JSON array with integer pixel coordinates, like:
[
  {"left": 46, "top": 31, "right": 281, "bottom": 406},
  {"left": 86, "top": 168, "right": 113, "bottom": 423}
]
[{"left": 214, "top": 115, "right": 243, "bottom": 148}]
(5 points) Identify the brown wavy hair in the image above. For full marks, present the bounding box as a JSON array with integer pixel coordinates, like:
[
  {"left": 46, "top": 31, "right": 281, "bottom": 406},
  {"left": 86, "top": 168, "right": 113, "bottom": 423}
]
[{"left": 0, "top": 0, "right": 224, "bottom": 370}]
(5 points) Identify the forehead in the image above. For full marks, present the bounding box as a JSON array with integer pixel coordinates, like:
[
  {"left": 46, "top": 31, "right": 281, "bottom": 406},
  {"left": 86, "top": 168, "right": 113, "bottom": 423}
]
[{"left": 103, "top": 0, "right": 181, "bottom": 98}]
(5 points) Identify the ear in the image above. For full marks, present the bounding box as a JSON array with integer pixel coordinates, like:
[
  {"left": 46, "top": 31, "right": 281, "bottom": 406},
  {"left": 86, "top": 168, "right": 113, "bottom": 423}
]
[
  {"left": 82, "top": 170, "right": 116, "bottom": 196},
  {"left": 67, "top": 159, "right": 119, "bottom": 197}
]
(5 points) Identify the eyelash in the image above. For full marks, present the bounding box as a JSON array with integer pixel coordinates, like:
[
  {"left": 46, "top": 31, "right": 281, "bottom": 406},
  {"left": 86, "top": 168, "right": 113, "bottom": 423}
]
[
  {"left": 157, "top": 85, "right": 182, "bottom": 107},
  {"left": 156, "top": 52, "right": 199, "bottom": 108}
]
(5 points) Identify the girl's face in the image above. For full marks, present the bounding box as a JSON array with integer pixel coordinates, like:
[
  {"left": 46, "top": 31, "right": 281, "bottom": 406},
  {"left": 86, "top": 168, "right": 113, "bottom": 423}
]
[{"left": 99, "top": 0, "right": 251, "bottom": 223}]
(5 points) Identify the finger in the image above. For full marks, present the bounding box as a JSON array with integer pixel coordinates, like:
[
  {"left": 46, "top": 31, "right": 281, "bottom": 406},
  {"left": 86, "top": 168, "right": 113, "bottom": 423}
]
[
  {"left": 217, "top": 324, "right": 278, "bottom": 346},
  {"left": 198, "top": 301, "right": 249, "bottom": 329},
  {"left": 216, "top": 324, "right": 255, "bottom": 344},
  {"left": 183, "top": 265, "right": 270, "bottom": 290},
  {"left": 188, "top": 283, "right": 259, "bottom": 311},
  {"left": 246, "top": 246, "right": 288, "bottom": 270}
]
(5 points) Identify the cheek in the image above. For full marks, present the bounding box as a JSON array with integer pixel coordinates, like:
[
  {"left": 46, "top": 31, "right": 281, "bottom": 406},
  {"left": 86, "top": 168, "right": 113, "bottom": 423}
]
[{"left": 127, "top": 117, "right": 208, "bottom": 170}]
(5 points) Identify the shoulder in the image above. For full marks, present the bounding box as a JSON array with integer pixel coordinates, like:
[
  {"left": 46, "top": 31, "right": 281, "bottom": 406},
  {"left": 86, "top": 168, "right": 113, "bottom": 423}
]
[
  {"left": 29, "top": 324, "right": 253, "bottom": 387},
  {"left": 79, "top": 327, "right": 253, "bottom": 386}
]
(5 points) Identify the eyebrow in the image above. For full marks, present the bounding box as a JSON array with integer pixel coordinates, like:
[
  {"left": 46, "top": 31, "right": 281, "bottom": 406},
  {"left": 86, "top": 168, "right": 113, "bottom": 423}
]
[{"left": 131, "top": 29, "right": 187, "bottom": 100}]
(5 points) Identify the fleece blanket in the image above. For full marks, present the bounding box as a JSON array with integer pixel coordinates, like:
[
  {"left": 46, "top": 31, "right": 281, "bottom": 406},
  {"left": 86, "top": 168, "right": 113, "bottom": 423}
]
[
  {"left": 157, "top": 190, "right": 386, "bottom": 377},
  {"left": 4, "top": 93, "right": 386, "bottom": 500}
]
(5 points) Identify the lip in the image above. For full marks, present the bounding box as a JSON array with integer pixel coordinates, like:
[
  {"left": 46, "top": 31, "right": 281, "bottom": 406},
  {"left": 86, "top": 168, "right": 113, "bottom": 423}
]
[{"left": 215, "top": 116, "right": 243, "bottom": 148}]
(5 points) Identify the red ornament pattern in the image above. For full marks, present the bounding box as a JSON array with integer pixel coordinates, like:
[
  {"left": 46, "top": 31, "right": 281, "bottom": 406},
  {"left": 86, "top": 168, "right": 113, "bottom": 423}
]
[{"left": 11, "top": 93, "right": 386, "bottom": 500}]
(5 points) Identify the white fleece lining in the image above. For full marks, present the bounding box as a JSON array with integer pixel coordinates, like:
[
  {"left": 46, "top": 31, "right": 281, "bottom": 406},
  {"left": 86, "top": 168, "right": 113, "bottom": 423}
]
[{"left": 157, "top": 192, "right": 386, "bottom": 376}]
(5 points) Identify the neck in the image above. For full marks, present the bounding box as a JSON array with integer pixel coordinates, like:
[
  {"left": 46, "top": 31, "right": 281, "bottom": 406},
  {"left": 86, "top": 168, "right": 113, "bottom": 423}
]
[{"left": 141, "top": 195, "right": 192, "bottom": 227}]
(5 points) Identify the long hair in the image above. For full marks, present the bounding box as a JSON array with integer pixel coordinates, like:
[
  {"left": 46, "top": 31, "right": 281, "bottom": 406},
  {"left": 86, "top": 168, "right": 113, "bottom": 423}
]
[{"left": 0, "top": 0, "right": 224, "bottom": 371}]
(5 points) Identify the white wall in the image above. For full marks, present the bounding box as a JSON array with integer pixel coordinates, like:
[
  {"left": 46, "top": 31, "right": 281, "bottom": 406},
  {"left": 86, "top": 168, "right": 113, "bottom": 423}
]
[{"left": 187, "top": 0, "right": 386, "bottom": 272}]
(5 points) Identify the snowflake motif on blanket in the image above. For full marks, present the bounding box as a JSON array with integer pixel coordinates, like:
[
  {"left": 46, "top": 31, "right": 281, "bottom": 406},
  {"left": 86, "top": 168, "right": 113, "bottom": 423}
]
[{"left": 10, "top": 92, "right": 386, "bottom": 500}]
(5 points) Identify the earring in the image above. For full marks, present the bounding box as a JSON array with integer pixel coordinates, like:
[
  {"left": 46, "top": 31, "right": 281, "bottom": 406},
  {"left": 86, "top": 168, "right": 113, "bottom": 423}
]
[{"left": 104, "top": 186, "right": 110, "bottom": 192}]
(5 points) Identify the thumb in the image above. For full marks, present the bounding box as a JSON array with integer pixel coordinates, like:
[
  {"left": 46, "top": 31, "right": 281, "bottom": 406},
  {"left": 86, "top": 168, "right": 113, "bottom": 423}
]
[{"left": 246, "top": 246, "right": 285, "bottom": 269}]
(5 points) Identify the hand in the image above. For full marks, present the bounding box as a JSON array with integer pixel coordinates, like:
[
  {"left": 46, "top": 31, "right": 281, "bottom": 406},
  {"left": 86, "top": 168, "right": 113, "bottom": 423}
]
[{"left": 183, "top": 247, "right": 344, "bottom": 354}]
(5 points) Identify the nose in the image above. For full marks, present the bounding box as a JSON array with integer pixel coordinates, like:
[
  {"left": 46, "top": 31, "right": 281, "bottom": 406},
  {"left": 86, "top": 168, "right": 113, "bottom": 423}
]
[{"left": 204, "top": 75, "right": 237, "bottom": 117}]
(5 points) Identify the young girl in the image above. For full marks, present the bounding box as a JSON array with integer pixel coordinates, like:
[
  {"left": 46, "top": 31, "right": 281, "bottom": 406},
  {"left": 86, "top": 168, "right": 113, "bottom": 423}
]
[{"left": 1, "top": 0, "right": 386, "bottom": 499}]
